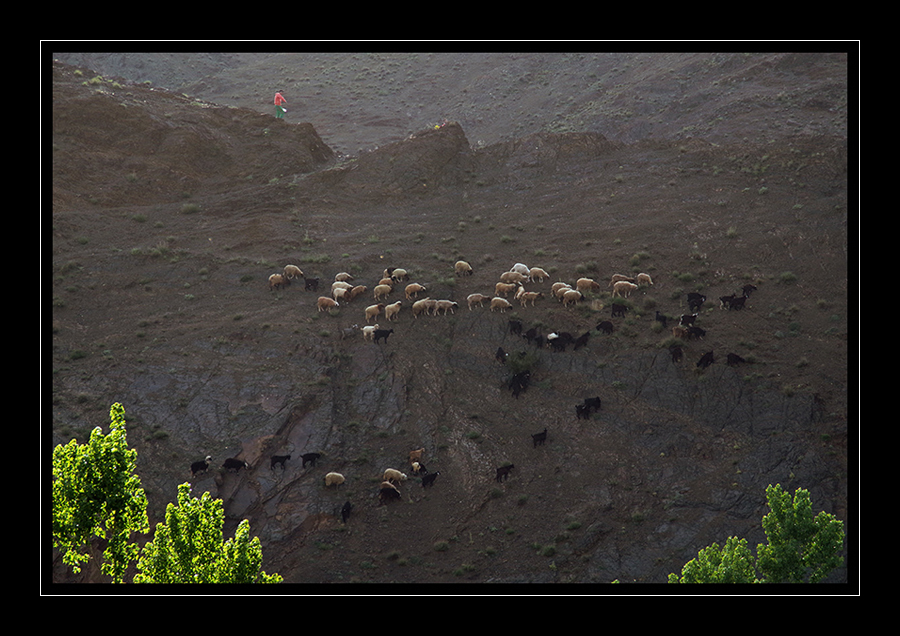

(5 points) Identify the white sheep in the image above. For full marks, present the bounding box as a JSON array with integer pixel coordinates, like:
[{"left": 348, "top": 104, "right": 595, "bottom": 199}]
[
  {"left": 562, "top": 289, "right": 584, "bottom": 306},
  {"left": 383, "top": 468, "right": 408, "bottom": 484},
  {"left": 405, "top": 283, "right": 427, "bottom": 300},
  {"left": 283, "top": 264, "right": 303, "bottom": 280},
  {"left": 528, "top": 267, "right": 549, "bottom": 283},
  {"left": 334, "top": 272, "right": 354, "bottom": 282},
  {"left": 269, "top": 273, "right": 286, "bottom": 291},
  {"left": 500, "top": 271, "right": 529, "bottom": 285},
  {"left": 454, "top": 260, "right": 473, "bottom": 276},
  {"left": 332, "top": 280, "right": 353, "bottom": 292},
  {"left": 324, "top": 472, "right": 345, "bottom": 487},
  {"left": 466, "top": 293, "right": 491, "bottom": 310},
  {"left": 373, "top": 284, "right": 393, "bottom": 300},
  {"left": 576, "top": 277, "right": 601, "bottom": 293},
  {"left": 612, "top": 280, "right": 639, "bottom": 298},
  {"left": 609, "top": 274, "right": 635, "bottom": 287},
  {"left": 390, "top": 268, "right": 409, "bottom": 282},
  {"left": 362, "top": 324, "right": 379, "bottom": 341},
  {"left": 511, "top": 263, "right": 530, "bottom": 276},
  {"left": 553, "top": 284, "right": 574, "bottom": 302},
  {"left": 332, "top": 287, "right": 348, "bottom": 301},
  {"left": 317, "top": 296, "right": 340, "bottom": 311},
  {"left": 519, "top": 291, "right": 543, "bottom": 307},
  {"left": 384, "top": 301, "right": 403, "bottom": 321},
  {"left": 636, "top": 273, "right": 653, "bottom": 286},
  {"left": 365, "top": 303, "right": 385, "bottom": 322},
  {"left": 490, "top": 297, "right": 513, "bottom": 313},
  {"left": 551, "top": 281, "right": 572, "bottom": 296},
  {"left": 495, "top": 282, "right": 519, "bottom": 297},
  {"left": 412, "top": 298, "right": 436, "bottom": 317},
  {"left": 434, "top": 299, "right": 459, "bottom": 315}
]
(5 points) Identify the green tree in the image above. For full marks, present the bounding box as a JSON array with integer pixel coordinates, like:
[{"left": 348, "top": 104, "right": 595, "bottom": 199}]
[
  {"left": 52, "top": 403, "right": 149, "bottom": 582},
  {"left": 134, "top": 482, "right": 282, "bottom": 584},
  {"left": 668, "top": 484, "right": 844, "bottom": 584}
]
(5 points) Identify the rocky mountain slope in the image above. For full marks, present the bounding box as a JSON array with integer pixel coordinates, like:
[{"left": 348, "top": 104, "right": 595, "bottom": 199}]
[{"left": 49, "top": 52, "right": 852, "bottom": 586}]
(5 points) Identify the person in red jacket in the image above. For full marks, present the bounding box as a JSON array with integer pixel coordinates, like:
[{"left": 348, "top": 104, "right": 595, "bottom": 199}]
[{"left": 274, "top": 91, "right": 287, "bottom": 119}]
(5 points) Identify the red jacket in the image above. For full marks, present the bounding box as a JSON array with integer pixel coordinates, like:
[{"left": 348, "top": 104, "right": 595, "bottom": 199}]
[{"left": 274, "top": 92, "right": 287, "bottom": 106}]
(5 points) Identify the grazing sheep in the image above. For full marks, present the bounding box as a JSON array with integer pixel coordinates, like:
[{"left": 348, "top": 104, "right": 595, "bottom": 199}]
[
  {"left": 576, "top": 277, "right": 601, "bottom": 293},
  {"left": 531, "top": 428, "right": 547, "bottom": 448},
  {"left": 390, "top": 268, "right": 410, "bottom": 282},
  {"left": 283, "top": 264, "right": 304, "bottom": 280},
  {"left": 669, "top": 344, "right": 684, "bottom": 363},
  {"left": 496, "top": 346, "right": 508, "bottom": 363},
  {"left": 454, "top": 260, "right": 473, "bottom": 276},
  {"left": 410, "top": 297, "right": 432, "bottom": 317},
  {"left": 553, "top": 285, "right": 574, "bottom": 302},
  {"left": 511, "top": 263, "right": 531, "bottom": 276},
  {"left": 383, "top": 468, "right": 408, "bottom": 484},
  {"left": 191, "top": 456, "right": 212, "bottom": 477},
  {"left": 422, "top": 471, "right": 440, "bottom": 488},
  {"left": 466, "top": 293, "right": 491, "bottom": 310},
  {"left": 551, "top": 281, "right": 572, "bottom": 295},
  {"left": 365, "top": 303, "right": 385, "bottom": 322},
  {"left": 317, "top": 296, "right": 339, "bottom": 312},
  {"left": 301, "top": 452, "right": 321, "bottom": 468},
  {"left": 697, "top": 351, "right": 715, "bottom": 369},
  {"left": 490, "top": 297, "right": 513, "bottom": 313},
  {"left": 332, "top": 286, "right": 348, "bottom": 302},
  {"left": 596, "top": 320, "right": 614, "bottom": 334},
  {"left": 435, "top": 299, "right": 459, "bottom": 315},
  {"left": 269, "top": 273, "right": 286, "bottom": 291},
  {"left": 636, "top": 273, "right": 653, "bottom": 286},
  {"left": 726, "top": 353, "right": 747, "bottom": 366},
  {"left": 384, "top": 301, "right": 403, "bottom": 321},
  {"left": 528, "top": 267, "right": 549, "bottom": 283},
  {"left": 495, "top": 464, "right": 515, "bottom": 482},
  {"left": 373, "top": 328, "right": 394, "bottom": 344},
  {"left": 304, "top": 277, "right": 320, "bottom": 292},
  {"left": 518, "top": 291, "right": 544, "bottom": 307},
  {"left": 362, "top": 324, "right": 379, "bottom": 341},
  {"left": 409, "top": 448, "right": 425, "bottom": 465},
  {"left": 687, "top": 293, "right": 707, "bottom": 312},
  {"left": 332, "top": 280, "right": 353, "bottom": 293},
  {"left": 495, "top": 282, "right": 520, "bottom": 297},
  {"left": 378, "top": 277, "right": 394, "bottom": 287},
  {"left": 405, "top": 283, "right": 426, "bottom": 300},
  {"left": 609, "top": 274, "right": 635, "bottom": 287},
  {"left": 612, "top": 280, "right": 639, "bottom": 298},
  {"left": 334, "top": 272, "right": 354, "bottom": 282},
  {"left": 325, "top": 472, "right": 345, "bottom": 487},
  {"left": 611, "top": 303, "right": 628, "bottom": 318},
  {"left": 270, "top": 454, "right": 291, "bottom": 470},
  {"left": 500, "top": 270, "right": 529, "bottom": 285},
  {"left": 223, "top": 458, "right": 249, "bottom": 472},
  {"left": 373, "top": 284, "right": 393, "bottom": 300},
  {"left": 341, "top": 501, "right": 353, "bottom": 523},
  {"left": 348, "top": 285, "right": 368, "bottom": 301},
  {"left": 562, "top": 289, "right": 584, "bottom": 307}
]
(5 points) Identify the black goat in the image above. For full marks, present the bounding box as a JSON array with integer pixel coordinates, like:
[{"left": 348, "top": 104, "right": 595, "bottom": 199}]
[
  {"left": 655, "top": 311, "right": 669, "bottom": 328},
  {"left": 741, "top": 284, "right": 758, "bottom": 297},
  {"left": 523, "top": 327, "right": 540, "bottom": 344},
  {"left": 575, "top": 403, "right": 590, "bottom": 419},
  {"left": 496, "top": 346, "right": 508, "bottom": 363},
  {"left": 679, "top": 313, "right": 698, "bottom": 326},
  {"left": 582, "top": 396, "right": 602, "bottom": 413},
  {"left": 508, "top": 371, "right": 531, "bottom": 398},
  {"left": 697, "top": 351, "right": 715, "bottom": 369},
  {"left": 531, "top": 428, "right": 547, "bottom": 447},
  {"left": 669, "top": 345, "right": 684, "bottom": 363},
  {"left": 726, "top": 353, "right": 747, "bottom": 366},
  {"left": 596, "top": 320, "right": 614, "bottom": 334},
  {"left": 687, "top": 293, "right": 707, "bottom": 312},
  {"left": 379, "top": 484, "right": 402, "bottom": 504},
  {"left": 341, "top": 501, "right": 353, "bottom": 523},
  {"left": 686, "top": 326, "right": 706, "bottom": 340},
  {"left": 191, "top": 455, "right": 212, "bottom": 477},
  {"left": 301, "top": 452, "right": 321, "bottom": 468},
  {"left": 373, "top": 328, "right": 394, "bottom": 344},
  {"left": 304, "top": 277, "right": 319, "bottom": 292},
  {"left": 422, "top": 471, "right": 440, "bottom": 488},
  {"left": 223, "top": 457, "right": 249, "bottom": 472},
  {"left": 719, "top": 294, "right": 737, "bottom": 310},
  {"left": 728, "top": 296, "right": 747, "bottom": 311},
  {"left": 508, "top": 319, "right": 523, "bottom": 335},
  {"left": 496, "top": 464, "right": 515, "bottom": 482},
  {"left": 573, "top": 332, "right": 591, "bottom": 350},
  {"left": 611, "top": 303, "right": 628, "bottom": 318},
  {"left": 270, "top": 454, "right": 291, "bottom": 470}
]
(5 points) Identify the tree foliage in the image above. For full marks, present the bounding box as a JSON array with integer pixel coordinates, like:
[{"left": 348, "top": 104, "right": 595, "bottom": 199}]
[
  {"left": 52, "top": 403, "right": 149, "bottom": 582},
  {"left": 668, "top": 483, "right": 844, "bottom": 584},
  {"left": 134, "top": 482, "right": 282, "bottom": 584}
]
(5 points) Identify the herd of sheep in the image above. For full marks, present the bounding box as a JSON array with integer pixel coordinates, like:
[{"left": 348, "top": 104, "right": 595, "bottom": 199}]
[{"left": 191, "top": 257, "right": 759, "bottom": 524}]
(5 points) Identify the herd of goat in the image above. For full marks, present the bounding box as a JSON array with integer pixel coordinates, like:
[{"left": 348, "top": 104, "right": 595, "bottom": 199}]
[{"left": 189, "top": 259, "right": 760, "bottom": 522}]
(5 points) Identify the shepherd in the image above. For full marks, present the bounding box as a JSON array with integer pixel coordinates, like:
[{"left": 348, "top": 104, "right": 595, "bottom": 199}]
[{"left": 274, "top": 90, "right": 287, "bottom": 119}]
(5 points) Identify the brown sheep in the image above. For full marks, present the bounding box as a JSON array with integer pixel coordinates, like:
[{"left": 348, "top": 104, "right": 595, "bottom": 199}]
[
  {"left": 365, "top": 303, "right": 385, "bottom": 322},
  {"left": 612, "top": 281, "right": 639, "bottom": 298},
  {"left": 562, "top": 289, "right": 584, "bottom": 307},
  {"left": 576, "top": 277, "right": 601, "bottom": 293},
  {"left": 405, "top": 283, "right": 427, "bottom": 300},
  {"left": 519, "top": 291, "right": 544, "bottom": 307},
  {"left": 500, "top": 271, "right": 529, "bottom": 285},
  {"left": 454, "top": 260, "right": 473, "bottom": 276},
  {"left": 466, "top": 293, "right": 491, "bottom": 310},
  {"left": 283, "top": 264, "right": 303, "bottom": 280},
  {"left": 636, "top": 272, "right": 653, "bottom": 286},
  {"left": 609, "top": 274, "right": 635, "bottom": 287},
  {"left": 528, "top": 267, "right": 549, "bottom": 283},
  {"left": 412, "top": 298, "right": 433, "bottom": 318},
  {"left": 269, "top": 273, "right": 286, "bottom": 291},
  {"left": 494, "top": 282, "right": 519, "bottom": 297},
  {"left": 334, "top": 272, "right": 354, "bottom": 282},
  {"left": 348, "top": 285, "right": 368, "bottom": 301},
  {"left": 490, "top": 297, "right": 513, "bottom": 313},
  {"left": 384, "top": 301, "right": 402, "bottom": 321},
  {"left": 373, "top": 284, "right": 393, "bottom": 300},
  {"left": 408, "top": 448, "right": 425, "bottom": 464},
  {"left": 317, "top": 296, "right": 339, "bottom": 312}
]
